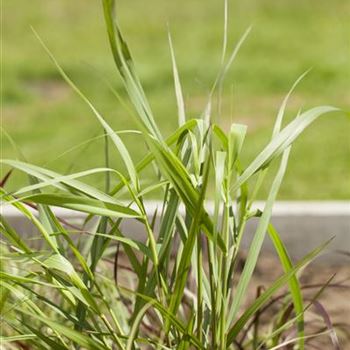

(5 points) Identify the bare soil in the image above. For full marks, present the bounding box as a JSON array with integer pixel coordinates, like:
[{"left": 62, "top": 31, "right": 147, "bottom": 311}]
[{"left": 241, "top": 253, "right": 350, "bottom": 349}]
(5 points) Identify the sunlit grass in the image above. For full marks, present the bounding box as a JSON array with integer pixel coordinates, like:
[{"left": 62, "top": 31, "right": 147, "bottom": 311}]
[
  {"left": 0, "top": 0, "right": 347, "bottom": 349},
  {"left": 2, "top": 0, "right": 350, "bottom": 198}
]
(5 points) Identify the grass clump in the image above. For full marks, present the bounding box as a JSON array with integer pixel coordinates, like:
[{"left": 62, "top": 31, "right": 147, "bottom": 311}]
[{"left": 0, "top": 0, "right": 345, "bottom": 349}]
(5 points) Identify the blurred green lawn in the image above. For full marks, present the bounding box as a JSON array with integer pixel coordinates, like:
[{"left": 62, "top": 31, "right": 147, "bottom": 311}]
[{"left": 2, "top": 0, "right": 350, "bottom": 199}]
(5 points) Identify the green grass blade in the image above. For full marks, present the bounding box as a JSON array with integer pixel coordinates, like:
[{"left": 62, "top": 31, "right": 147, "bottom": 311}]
[
  {"left": 272, "top": 69, "right": 311, "bottom": 137},
  {"left": 19, "top": 193, "right": 140, "bottom": 218},
  {"left": 167, "top": 143, "right": 211, "bottom": 331},
  {"left": 126, "top": 302, "right": 153, "bottom": 350},
  {"left": 109, "top": 119, "right": 198, "bottom": 195},
  {"left": 227, "top": 147, "right": 291, "bottom": 326},
  {"left": 168, "top": 31, "right": 186, "bottom": 127},
  {"left": 1, "top": 159, "right": 120, "bottom": 204},
  {"left": 21, "top": 324, "right": 69, "bottom": 350},
  {"left": 227, "top": 237, "right": 333, "bottom": 345},
  {"left": 123, "top": 289, "right": 203, "bottom": 349},
  {"left": 102, "top": 0, "right": 162, "bottom": 140},
  {"left": 268, "top": 223, "right": 304, "bottom": 349},
  {"left": 0, "top": 335, "right": 37, "bottom": 344},
  {"left": 233, "top": 106, "right": 338, "bottom": 191},
  {"left": 10, "top": 167, "right": 115, "bottom": 198},
  {"left": 31, "top": 29, "right": 139, "bottom": 190},
  {"left": 18, "top": 311, "right": 110, "bottom": 350}
]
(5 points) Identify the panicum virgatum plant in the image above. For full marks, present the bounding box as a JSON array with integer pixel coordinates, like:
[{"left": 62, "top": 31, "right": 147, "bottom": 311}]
[{"left": 0, "top": 1, "right": 343, "bottom": 349}]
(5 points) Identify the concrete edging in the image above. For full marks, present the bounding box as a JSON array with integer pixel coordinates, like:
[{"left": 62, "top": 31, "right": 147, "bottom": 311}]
[{"left": 2, "top": 201, "right": 349, "bottom": 264}]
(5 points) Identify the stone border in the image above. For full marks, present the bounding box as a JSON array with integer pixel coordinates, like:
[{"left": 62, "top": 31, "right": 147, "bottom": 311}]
[{"left": 2, "top": 201, "right": 349, "bottom": 264}]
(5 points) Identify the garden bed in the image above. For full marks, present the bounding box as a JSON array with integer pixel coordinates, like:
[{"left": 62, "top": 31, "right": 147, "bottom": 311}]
[{"left": 237, "top": 253, "right": 350, "bottom": 349}]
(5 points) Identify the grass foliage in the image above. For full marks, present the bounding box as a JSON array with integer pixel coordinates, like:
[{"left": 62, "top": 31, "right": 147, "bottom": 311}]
[{"left": 0, "top": 0, "right": 344, "bottom": 349}]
